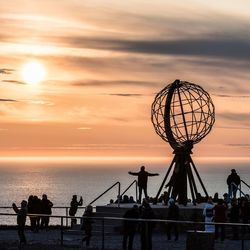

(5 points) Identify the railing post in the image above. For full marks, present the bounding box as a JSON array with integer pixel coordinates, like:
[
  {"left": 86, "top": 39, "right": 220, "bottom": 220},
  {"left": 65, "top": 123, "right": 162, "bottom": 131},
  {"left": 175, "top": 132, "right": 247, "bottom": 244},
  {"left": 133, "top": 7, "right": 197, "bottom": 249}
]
[
  {"left": 60, "top": 216, "right": 63, "bottom": 246},
  {"left": 118, "top": 182, "right": 121, "bottom": 208},
  {"left": 135, "top": 181, "right": 138, "bottom": 202},
  {"left": 66, "top": 207, "right": 68, "bottom": 227},
  {"left": 102, "top": 218, "right": 105, "bottom": 250}
]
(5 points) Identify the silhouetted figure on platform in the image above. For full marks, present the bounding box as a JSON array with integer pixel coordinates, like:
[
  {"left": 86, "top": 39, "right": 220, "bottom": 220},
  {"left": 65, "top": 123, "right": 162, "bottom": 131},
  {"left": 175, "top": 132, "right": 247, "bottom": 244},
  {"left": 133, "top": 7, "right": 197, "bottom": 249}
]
[
  {"left": 28, "top": 195, "right": 36, "bottom": 232},
  {"left": 140, "top": 200, "right": 155, "bottom": 250},
  {"left": 69, "top": 195, "right": 83, "bottom": 227},
  {"left": 33, "top": 195, "right": 42, "bottom": 232},
  {"left": 129, "top": 166, "right": 159, "bottom": 203},
  {"left": 166, "top": 198, "right": 179, "bottom": 241},
  {"left": 81, "top": 205, "right": 94, "bottom": 247},
  {"left": 12, "top": 200, "right": 27, "bottom": 246},
  {"left": 229, "top": 198, "right": 240, "bottom": 240},
  {"left": 203, "top": 196, "right": 214, "bottom": 232},
  {"left": 122, "top": 205, "right": 139, "bottom": 250},
  {"left": 214, "top": 199, "right": 227, "bottom": 241},
  {"left": 41, "top": 194, "right": 53, "bottom": 230},
  {"left": 241, "top": 197, "right": 250, "bottom": 235},
  {"left": 227, "top": 169, "right": 240, "bottom": 200}
]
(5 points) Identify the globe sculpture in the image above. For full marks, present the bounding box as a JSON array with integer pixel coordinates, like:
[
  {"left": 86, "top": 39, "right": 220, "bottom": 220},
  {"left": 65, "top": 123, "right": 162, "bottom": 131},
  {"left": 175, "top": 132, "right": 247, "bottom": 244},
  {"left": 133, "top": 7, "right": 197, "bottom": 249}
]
[{"left": 151, "top": 79, "right": 215, "bottom": 205}]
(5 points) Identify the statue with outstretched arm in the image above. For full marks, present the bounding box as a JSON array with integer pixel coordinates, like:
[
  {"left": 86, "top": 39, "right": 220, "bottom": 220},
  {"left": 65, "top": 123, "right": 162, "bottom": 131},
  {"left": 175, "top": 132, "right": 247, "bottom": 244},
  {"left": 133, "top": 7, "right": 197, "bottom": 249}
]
[{"left": 129, "top": 166, "right": 159, "bottom": 203}]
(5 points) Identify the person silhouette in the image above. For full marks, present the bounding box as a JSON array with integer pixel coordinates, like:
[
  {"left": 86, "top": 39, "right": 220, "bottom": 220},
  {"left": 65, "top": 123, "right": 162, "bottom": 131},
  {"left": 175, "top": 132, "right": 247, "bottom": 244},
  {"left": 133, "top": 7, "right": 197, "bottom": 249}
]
[
  {"left": 41, "top": 194, "right": 53, "bottom": 230},
  {"left": 81, "top": 205, "right": 94, "bottom": 247},
  {"left": 69, "top": 195, "right": 83, "bottom": 227},
  {"left": 12, "top": 200, "right": 28, "bottom": 245},
  {"left": 227, "top": 169, "right": 240, "bottom": 200},
  {"left": 128, "top": 166, "right": 159, "bottom": 203},
  {"left": 122, "top": 204, "right": 139, "bottom": 250}
]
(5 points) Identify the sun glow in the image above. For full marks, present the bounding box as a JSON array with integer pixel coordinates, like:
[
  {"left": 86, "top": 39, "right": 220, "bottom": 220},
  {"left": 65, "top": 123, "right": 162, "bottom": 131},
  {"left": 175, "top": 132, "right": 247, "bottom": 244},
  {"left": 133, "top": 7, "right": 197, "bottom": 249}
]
[{"left": 21, "top": 61, "right": 45, "bottom": 85}]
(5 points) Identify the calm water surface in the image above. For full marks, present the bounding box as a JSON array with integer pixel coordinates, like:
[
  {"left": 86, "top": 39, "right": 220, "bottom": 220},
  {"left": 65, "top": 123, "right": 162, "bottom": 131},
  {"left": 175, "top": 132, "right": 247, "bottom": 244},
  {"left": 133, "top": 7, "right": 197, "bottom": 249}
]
[{"left": 0, "top": 157, "right": 249, "bottom": 224}]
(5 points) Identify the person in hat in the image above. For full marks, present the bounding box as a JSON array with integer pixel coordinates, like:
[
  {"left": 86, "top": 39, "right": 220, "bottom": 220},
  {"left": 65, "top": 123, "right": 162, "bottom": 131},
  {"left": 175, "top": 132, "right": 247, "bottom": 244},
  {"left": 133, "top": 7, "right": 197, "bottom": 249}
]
[
  {"left": 227, "top": 169, "right": 241, "bottom": 200},
  {"left": 12, "top": 200, "right": 28, "bottom": 245}
]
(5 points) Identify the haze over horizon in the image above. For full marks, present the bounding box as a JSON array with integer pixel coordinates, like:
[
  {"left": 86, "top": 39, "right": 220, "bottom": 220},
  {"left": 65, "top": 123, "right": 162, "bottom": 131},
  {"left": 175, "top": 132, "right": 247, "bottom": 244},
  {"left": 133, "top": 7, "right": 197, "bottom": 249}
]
[{"left": 0, "top": 1, "right": 250, "bottom": 159}]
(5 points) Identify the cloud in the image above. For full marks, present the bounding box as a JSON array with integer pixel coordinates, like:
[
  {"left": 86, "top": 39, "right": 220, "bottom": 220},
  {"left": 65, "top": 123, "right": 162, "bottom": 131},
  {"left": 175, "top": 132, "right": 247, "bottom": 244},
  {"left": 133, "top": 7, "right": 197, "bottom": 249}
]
[
  {"left": 2, "top": 80, "right": 26, "bottom": 85},
  {"left": 108, "top": 93, "right": 144, "bottom": 97},
  {"left": 227, "top": 144, "right": 250, "bottom": 147},
  {"left": 72, "top": 79, "right": 158, "bottom": 87},
  {"left": 0, "top": 98, "right": 17, "bottom": 102},
  {"left": 0, "top": 68, "right": 15, "bottom": 74},
  {"left": 44, "top": 35, "right": 250, "bottom": 61},
  {"left": 213, "top": 94, "right": 250, "bottom": 98}
]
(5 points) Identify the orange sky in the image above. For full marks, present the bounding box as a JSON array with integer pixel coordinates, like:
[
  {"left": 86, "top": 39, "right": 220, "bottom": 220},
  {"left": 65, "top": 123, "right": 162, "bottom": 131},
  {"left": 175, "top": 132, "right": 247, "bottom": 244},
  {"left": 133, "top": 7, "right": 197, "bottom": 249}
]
[{"left": 0, "top": 1, "right": 250, "bottom": 158}]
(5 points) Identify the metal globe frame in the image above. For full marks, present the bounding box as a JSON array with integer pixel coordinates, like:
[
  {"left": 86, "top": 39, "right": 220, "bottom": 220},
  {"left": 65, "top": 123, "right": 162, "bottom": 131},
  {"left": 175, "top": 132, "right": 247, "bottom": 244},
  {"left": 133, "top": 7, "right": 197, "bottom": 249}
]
[{"left": 151, "top": 79, "right": 215, "bottom": 205}]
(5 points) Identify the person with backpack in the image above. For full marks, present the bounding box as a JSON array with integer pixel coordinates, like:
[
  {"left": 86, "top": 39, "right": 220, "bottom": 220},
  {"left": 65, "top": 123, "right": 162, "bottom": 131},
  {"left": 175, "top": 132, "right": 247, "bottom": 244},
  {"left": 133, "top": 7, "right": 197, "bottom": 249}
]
[{"left": 203, "top": 196, "right": 215, "bottom": 232}]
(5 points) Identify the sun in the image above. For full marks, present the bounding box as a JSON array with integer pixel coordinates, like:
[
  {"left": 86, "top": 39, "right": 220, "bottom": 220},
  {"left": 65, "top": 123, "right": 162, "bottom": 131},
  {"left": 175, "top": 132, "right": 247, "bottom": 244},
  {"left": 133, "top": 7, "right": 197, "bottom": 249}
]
[{"left": 21, "top": 61, "right": 45, "bottom": 85}]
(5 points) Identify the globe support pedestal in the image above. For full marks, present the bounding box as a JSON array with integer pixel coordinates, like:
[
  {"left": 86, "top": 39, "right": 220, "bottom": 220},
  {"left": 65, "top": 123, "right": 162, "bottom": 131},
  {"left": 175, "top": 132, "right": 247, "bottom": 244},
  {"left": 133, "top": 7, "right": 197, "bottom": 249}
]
[{"left": 155, "top": 148, "right": 208, "bottom": 205}]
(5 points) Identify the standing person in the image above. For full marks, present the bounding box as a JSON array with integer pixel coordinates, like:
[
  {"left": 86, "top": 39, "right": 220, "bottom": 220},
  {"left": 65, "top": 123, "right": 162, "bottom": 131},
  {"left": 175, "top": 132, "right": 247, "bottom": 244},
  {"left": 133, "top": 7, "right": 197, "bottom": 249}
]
[
  {"left": 214, "top": 199, "right": 227, "bottom": 241},
  {"left": 27, "top": 195, "right": 36, "bottom": 232},
  {"left": 227, "top": 169, "right": 241, "bottom": 200},
  {"left": 33, "top": 195, "right": 42, "bottom": 232},
  {"left": 81, "top": 205, "right": 94, "bottom": 247},
  {"left": 41, "top": 194, "right": 53, "bottom": 230},
  {"left": 69, "top": 195, "right": 83, "bottom": 227},
  {"left": 229, "top": 198, "right": 240, "bottom": 240},
  {"left": 166, "top": 198, "right": 179, "bottom": 241},
  {"left": 241, "top": 198, "right": 250, "bottom": 236},
  {"left": 140, "top": 200, "right": 155, "bottom": 250},
  {"left": 122, "top": 205, "right": 139, "bottom": 250},
  {"left": 203, "top": 197, "right": 215, "bottom": 232},
  {"left": 12, "top": 200, "right": 28, "bottom": 246},
  {"left": 128, "top": 166, "right": 159, "bottom": 203}
]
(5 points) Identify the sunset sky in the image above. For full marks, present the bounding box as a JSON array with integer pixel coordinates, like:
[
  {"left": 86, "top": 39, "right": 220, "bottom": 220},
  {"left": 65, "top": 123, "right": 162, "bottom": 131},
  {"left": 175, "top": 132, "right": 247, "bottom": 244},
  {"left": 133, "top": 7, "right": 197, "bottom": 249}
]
[{"left": 0, "top": 0, "right": 250, "bottom": 159}]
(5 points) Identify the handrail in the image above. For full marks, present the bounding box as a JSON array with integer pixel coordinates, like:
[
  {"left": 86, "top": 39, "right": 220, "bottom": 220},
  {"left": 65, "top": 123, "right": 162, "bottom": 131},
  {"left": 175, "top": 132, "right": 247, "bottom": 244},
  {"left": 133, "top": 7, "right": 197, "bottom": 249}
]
[
  {"left": 241, "top": 179, "right": 250, "bottom": 189},
  {"left": 120, "top": 180, "right": 138, "bottom": 201},
  {"left": 89, "top": 181, "right": 121, "bottom": 207},
  {"left": 231, "top": 183, "right": 249, "bottom": 200}
]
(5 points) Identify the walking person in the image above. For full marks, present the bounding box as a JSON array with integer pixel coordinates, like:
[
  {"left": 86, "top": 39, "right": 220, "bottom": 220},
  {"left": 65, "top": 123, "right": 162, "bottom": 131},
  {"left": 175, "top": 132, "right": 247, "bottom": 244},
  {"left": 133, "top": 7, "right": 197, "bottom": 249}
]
[
  {"left": 81, "top": 205, "right": 94, "bottom": 247},
  {"left": 128, "top": 166, "right": 159, "bottom": 203},
  {"left": 69, "top": 195, "right": 83, "bottom": 227},
  {"left": 203, "top": 197, "right": 215, "bottom": 232},
  {"left": 41, "top": 194, "right": 53, "bottom": 230},
  {"left": 166, "top": 198, "right": 179, "bottom": 241},
  {"left": 122, "top": 205, "right": 139, "bottom": 250},
  {"left": 227, "top": 169, "right": 240, "bottom": 200},
  {"left": 140, "top": 200, "right": 155, "bottom": 250},
  {"left": 12, "top": 200, "right": 28, "bottom": 246}
]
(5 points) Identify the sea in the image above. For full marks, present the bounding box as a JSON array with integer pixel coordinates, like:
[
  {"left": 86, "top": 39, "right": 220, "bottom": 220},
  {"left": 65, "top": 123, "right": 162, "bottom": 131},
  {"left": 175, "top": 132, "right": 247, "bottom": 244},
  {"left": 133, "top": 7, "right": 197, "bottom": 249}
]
[{"left": 0, "top": 156, "right": 249, "bottom": 225}]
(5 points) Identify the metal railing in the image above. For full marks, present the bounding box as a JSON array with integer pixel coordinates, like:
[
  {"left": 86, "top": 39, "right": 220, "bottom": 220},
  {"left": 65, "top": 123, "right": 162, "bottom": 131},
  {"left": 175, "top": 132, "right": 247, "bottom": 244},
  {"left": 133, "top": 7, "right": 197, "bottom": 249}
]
[
  {"left": 240, "top": 180, "right": 250, "bottom": 199},
  {"left": 231, "top": 182, "right": 250, "bottom": 201},
  {"left": 89, "top": 181, "right": 121, "bottom": 207},
  {"left": 0, "top": 212, "right": 250, "bottom": 250},
  {"left": 121, "top": 180, "right": 138, "bottom": 201},
  {"left": 0, "top": 206, "right": 87, "bottom": 227}
]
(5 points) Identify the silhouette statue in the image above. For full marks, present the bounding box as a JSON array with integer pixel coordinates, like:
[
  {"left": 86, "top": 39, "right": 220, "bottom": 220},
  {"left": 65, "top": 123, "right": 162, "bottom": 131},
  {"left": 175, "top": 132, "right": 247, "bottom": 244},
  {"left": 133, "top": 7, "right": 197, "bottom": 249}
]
[
  {"left": 151, "top": 79, "right": 215, "bottom": 205},
  {"left": 128, "top": 166, "right": 159, "bottom": 203}
]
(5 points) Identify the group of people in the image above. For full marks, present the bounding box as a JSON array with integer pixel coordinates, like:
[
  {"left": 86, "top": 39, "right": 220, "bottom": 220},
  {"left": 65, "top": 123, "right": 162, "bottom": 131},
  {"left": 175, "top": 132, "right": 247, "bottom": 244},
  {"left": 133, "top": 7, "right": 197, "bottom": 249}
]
[
  {"left": 122, "top": 197, "right": 180, "bottom": 250},
  {"left": 11, "top": 166, "right": 248, "bottom": 247},
  {"left": 203, "top": 195, "right": 250, "bottom": 241},
  {"left": 12, "top": 194, "right": 53, "bottom": 245}
]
